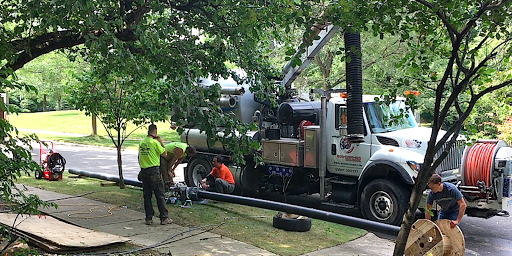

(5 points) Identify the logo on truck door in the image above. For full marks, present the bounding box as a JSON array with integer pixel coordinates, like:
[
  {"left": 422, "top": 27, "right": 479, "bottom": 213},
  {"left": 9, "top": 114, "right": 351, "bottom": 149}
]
[{"left": 339, "top": 136, "right": 354, "bottom": 154}]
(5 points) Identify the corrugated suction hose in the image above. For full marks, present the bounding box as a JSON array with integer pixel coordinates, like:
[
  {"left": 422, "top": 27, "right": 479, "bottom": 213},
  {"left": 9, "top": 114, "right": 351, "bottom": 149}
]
[{"left": 344, "top": 30, "right": 364, "bottom": 142}]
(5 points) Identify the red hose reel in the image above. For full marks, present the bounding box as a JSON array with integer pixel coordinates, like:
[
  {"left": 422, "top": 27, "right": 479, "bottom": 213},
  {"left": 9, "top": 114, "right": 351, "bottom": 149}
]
[{"left": 461, "top": 140, "right": 508, "bottom": 198}]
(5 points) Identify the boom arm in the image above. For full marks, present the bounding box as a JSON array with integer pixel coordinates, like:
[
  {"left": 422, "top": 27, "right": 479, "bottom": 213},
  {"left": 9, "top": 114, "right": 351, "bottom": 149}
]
[{"left": 280, "top": 23, "right": 340, "bottom": 89}]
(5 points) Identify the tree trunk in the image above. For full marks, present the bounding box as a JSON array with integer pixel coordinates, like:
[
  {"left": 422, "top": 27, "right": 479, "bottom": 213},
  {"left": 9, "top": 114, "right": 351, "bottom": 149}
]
[
  {"left": 393, "top": 158, "right": 436, "bottom": 255},
  {"left": 91, "top": 114, "right": 97, "bottom": 136},
  {"left": 117, "top": 145, "right": 125, "bottom": 189},
  {"left": 393, "top": 185, "right": 424, "bottom": 255},
  {"left": 42, "top": 94, "right": 47, "bottom": 112},
  {"left": 314, "top": 51, "right": 334, "bottom": 91},
  {"left": 0, "top": 94, "right": 5, "bottom": 121},
  {"left": 57, "top": 97, "right": 61, "bottom": 111}
]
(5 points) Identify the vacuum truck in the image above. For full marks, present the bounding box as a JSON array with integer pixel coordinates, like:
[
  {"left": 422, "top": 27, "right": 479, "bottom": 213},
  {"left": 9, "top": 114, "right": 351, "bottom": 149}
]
[{"left": 179, "top": 24, "right": 512, "bottom": 226}]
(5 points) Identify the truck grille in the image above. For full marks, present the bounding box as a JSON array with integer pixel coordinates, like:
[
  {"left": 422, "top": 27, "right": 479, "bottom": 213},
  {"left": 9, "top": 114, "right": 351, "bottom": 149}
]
[{"left": 435, "top": 139, "right": 466, "bottom": 173}]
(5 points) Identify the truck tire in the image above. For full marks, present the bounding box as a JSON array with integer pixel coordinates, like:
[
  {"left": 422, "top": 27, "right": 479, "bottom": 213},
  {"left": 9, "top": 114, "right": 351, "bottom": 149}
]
[
  {"left": 272, "top": 214, "right": 311, "bottom": 232},
  {"left": 360, "top": 179, "right": 410, "bottom": 226},
  {"left": 185, "top": 158, "right": 212, "bottom": 187}
]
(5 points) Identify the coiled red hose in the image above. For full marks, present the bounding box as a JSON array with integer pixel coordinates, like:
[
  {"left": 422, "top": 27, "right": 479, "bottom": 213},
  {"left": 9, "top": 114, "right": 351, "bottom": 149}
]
[{"left": 463, "top": 142, "right": 497, "bottom": 187}]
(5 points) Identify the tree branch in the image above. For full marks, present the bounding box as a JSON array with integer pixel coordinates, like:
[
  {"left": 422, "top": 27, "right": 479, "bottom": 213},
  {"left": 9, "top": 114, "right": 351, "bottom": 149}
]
[
  {"left": 458, "top": 1, "right": 490, "bottom": 41},
  {"left": 415, "top": 0, "right": 460, "bottom": 40},
  {"left": 432, "top": 52, "right": 456, "bottom": 130},
  {"left": 8, "top": 31, "right": 86, "bottom": 71},
  {"left": 431, "top": 127, "right": 461, "bottom": 170},
  {"left": 123, "top": 124, "right": 146, "bottom": 145},
  {"left": 165, "top": 0, "right": 210, "bottom": 11},
  {"left": 125, "top": 0, "right": 151, "bottom": 26},
  {"left": 476, "top": 78, "right": 512, "bottom": 98},
  {"left": 435, "top": 20, "right": 510, "bottom": 128},
  {"left": 4, "top": 0, "right": 151, "bottom": 74}
]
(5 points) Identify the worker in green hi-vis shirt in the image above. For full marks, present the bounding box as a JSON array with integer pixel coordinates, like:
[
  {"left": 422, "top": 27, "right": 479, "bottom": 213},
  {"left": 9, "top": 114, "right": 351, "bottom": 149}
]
[
  {"left": 138, "top": 124, "right": 171, "bottom": 225},
  {"left": 160, "top": 142, "right": 196, "bottom": 186}
]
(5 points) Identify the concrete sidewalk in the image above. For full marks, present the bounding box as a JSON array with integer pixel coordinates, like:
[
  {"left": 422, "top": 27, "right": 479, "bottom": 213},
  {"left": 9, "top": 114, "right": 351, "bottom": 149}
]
[{"left": 19, "top": 185, "right": 396, "bottom": 255}]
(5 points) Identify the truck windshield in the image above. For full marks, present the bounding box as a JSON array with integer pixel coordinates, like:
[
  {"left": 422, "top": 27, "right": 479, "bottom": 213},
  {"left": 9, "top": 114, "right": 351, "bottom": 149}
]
[{"left": 364, "top": 101, "right": 417, "bottom": 133}]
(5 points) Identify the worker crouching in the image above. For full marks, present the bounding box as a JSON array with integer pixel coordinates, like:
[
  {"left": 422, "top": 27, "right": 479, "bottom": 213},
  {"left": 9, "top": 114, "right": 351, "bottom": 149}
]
[{"left": 200, "top": 156, "right": 235, "bottom": 194}]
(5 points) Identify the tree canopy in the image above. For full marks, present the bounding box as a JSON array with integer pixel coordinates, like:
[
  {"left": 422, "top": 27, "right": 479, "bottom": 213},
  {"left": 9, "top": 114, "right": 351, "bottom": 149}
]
[
  {"left": 2, "top": 0, "right": 323, "bottom": 161},
  {"left": 69, "top": 54, "right": 170, "bottom": 188},
  {"left": 2, "top": 0, "right": 307, "bottom": 79}
]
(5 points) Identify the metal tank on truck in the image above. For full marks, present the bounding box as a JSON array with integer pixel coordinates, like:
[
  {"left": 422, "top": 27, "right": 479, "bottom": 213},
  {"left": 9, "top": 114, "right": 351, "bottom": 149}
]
[
  {"left": 179, "top": 22, "right": 512, "bottom": 225},
  {"left": 180, "top": 74, "right": 261, "bottom": 187}
]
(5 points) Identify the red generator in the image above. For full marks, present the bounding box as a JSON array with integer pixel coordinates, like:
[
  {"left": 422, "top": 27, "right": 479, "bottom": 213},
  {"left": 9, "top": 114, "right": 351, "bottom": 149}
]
[{"left": 36, "top": 141, "right": 66, "bottom": 181}]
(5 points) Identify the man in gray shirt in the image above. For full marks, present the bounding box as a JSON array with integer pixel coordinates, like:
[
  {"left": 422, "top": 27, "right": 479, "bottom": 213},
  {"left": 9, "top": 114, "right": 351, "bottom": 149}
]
[{"left": 425, "top": 174, "right": 467, "bottom": 228}]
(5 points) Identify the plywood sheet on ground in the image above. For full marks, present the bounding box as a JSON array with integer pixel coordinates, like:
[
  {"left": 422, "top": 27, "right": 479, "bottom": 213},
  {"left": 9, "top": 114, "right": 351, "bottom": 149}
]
[
  {"left": 0, "top": 213, "right": 129, "bottom": 248},
  {"left": 38, "top": 198, "right": 141, "bottom": 228}
]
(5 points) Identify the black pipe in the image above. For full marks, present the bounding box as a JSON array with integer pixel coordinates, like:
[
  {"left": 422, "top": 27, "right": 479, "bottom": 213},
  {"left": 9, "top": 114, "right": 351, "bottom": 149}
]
[
  {"left": 68, "top": 168, "right": 142, "bottom": 187},
  {"left": 344, "top": 29, "right": 365, "bottom": 143},
  {"left": 198, "top": 190, "right": 400, "bottom": 236},
  {"left": 68, "top": 168, "right": 399, "bottom": 236}
]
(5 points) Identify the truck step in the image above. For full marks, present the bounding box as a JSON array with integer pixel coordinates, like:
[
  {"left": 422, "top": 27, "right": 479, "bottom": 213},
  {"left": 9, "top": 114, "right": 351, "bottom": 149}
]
[{"left": 321, "top": 201, "right": 356, "bottom": 209}]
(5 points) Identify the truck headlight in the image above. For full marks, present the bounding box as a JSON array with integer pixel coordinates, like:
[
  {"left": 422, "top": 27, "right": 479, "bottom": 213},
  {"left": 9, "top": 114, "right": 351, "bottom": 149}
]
[{"left": 407, "top": 161, "right": 420, "bottom": 172}]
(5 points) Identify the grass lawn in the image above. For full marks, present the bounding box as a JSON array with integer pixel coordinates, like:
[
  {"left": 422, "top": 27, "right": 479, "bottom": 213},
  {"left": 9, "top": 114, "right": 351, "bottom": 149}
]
[
  {"left": 17, "top": 173, "right": 367, "bottom": 256},
  {"left": 9, "top": 110, "right": 180, "bottom": 150},
  {"left": 18, "top": 133, "right": 144, "bottom": 150}
]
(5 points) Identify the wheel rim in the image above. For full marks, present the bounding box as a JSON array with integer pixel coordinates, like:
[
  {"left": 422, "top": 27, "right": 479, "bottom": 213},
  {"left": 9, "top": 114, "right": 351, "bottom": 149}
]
[
  {"left": 369, "top": 191, "right": 394, "bottom": 221},
  {"left": 192, "top": 163, "right": 208, "bottom": 186}
]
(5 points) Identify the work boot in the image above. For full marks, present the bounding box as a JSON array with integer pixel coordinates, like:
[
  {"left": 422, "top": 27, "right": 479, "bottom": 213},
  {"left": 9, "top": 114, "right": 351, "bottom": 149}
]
[
  {"left": 160, "top": 218, "right": 172, "bottom": 225},
  {"left": 145, "top": 219, "right": 153, "bottom": 225}
]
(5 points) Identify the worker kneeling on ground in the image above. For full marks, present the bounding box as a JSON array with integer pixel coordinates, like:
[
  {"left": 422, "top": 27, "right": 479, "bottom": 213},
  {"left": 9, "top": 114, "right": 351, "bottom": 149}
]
[
  {"left": 160, "top": 142, "right": 196, "bottom": 186},
  {"left": 200, "top": 156, "right": 235, "bottom": 194},
  {"left": 425, "top": 173, "right": 467, "bottom": 228}
]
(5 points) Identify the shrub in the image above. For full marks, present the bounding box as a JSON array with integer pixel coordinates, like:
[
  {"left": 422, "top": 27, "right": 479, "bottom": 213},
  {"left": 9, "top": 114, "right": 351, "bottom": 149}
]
[
  {"left": 19, "top": 99, "right": 38, "bottom": 112},
  {"left": 497, "top": 116, "right": 512, "bottom": 145}
]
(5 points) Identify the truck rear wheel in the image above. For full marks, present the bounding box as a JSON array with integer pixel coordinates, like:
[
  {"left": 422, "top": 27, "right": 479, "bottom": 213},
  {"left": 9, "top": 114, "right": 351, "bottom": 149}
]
[
  {"left": 185, "top": 158, "right": 212, "bottom": 187},
  {"left": 360, "top": 179, "right": 410, "bottom": 226}
]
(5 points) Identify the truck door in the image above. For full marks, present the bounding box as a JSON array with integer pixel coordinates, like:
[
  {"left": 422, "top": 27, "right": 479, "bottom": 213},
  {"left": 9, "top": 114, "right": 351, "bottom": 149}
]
[{"left": 327, "top": 104, "right": 372, "bottom": 177}]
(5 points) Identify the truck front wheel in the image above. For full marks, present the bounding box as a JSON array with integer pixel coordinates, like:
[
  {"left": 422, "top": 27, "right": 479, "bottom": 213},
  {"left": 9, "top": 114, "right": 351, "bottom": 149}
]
[
  {"left": 360, "top": 179, "right": 410, "bottom": 226},
  {"left": 185, "top": 158, "right": 212, "bottom": 187}
]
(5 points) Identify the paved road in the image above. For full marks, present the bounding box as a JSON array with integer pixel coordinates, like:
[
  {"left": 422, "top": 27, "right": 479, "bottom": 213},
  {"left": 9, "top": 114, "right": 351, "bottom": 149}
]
[
  {"left": 459, "top": 216, "right": 512, "bottom": 256},
  {"left": 28, "top": 142, "right": 512, "bottom": 256},
  {"left": 29, "top": 141, "right": 186, "bottom": 183}
]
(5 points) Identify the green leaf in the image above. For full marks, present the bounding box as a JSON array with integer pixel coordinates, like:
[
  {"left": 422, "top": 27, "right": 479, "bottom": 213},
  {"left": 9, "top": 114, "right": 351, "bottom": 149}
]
[{"left": 285, "top": 48, "right": 296, "bottom": 56}]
